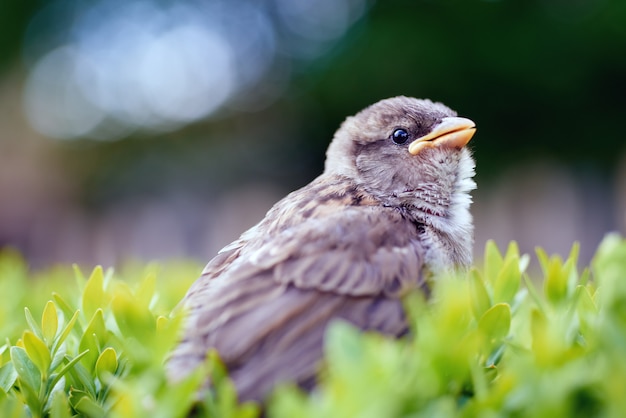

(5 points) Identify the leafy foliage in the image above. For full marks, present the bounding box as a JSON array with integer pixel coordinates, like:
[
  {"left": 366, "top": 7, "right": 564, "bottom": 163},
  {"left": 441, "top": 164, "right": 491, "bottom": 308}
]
[
  {"left": 2, "top": 235, "right": 626, "bottom": 417},
  {"left": 0, "top": 254, "right": 256, "bottom": 417},
  {"left": 269, "top": 236, "right": 626, "bottom": 418}
]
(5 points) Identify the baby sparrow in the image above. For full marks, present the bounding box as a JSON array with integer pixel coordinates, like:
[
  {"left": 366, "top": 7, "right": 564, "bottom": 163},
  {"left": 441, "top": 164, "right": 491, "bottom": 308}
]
[{"left": 167, "top": 96, "right": 477, "bottom": 402}]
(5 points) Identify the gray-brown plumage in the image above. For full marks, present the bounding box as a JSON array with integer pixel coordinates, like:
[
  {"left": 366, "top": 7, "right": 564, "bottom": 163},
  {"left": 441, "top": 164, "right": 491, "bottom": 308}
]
[{"left": 167, "top": 96, "right": 477, "bottom": 402}]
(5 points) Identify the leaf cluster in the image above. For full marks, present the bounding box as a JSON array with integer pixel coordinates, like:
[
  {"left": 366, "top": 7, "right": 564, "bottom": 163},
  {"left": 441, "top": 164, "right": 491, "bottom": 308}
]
[
  {"left": 271, "top": 235, "right": 626, "bottom": 418},
  {"left": 2, "top": 235, "right": 626, "bottom": 417},
  {"left": 0, "top": 255, "right": 255, "bottom": 417}
]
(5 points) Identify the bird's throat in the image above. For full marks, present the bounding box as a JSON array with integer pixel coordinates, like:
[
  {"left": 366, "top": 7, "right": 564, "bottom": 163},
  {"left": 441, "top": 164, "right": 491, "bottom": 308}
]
[{"left": 407, "top": 150, "right": 476, "bottom": 269}]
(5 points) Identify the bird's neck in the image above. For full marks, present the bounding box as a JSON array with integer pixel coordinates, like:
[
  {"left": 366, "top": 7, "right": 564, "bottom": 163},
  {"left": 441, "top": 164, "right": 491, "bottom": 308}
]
[
  {"left": 406, "top": 150, "right": 476, "bottom": 270},
  {"left": 325, "top": 147, "right": 476, "bottom": 270}
]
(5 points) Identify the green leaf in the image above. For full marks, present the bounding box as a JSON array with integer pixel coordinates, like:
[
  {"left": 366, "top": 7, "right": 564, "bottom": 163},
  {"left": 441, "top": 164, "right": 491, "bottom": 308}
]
[
  {"left": 469, "top": 268, "right": 491, "bottom": 319},
  {"left": 82, "top": 266, "right": 106, "bottom": 321},
  {"left": 268, "top": 386, "right": 310, "bottom": 418},
  {"left": 484, "top": 240, "right": 504, "bottom": 285},
  {"left": 52, "top": 309, "right": 80, "bottom": 354},
  {"left": 73, "top": 393, "right": 106, "bottom": 418},
  {"left": 523, "top": 273, "right": 545, "bottom": 313},
  {"left": 52, "top": 293, "right": 80, "bottom": 331},
  {"left": 22, "top": 331, "right": 51, "bottom": 378},
  {"left": 470, "top": 357, "right": 489, "bottom": 399},
  {"left": 478, "top": 303, "right": 511, "bottom": 345},
  {"left": 111, "top": 289, "right": 155, "bottom": 340},
  {"left": 0, "top": 362, "right": 18, "bottom": 394},
  {"left": 156, "top": 315, "right": 169, "bottom": 332},
  {"left": 48, "top": 349, "right": 90, "bottom": 393},
  {"left": 544, "top": 258, "right": 568, "bottom": 304},
  {"left": 207, "top": 349, "right": 228, "bottom": 387},
  {"left": 50, "top": 390, "right": 73, "bottom": 418},
  {"left": 79, "top": 310, "right": 107, "bottom": 373},
  {"left": 504, "top": 241, "right": 520, "bottom": 261},
  {"left": 579, "top": 267, "right": 591, "bottom": 287},
  {"left": 493, "top": 256, "right": 521, "bottom": 304},
  {"left": 41, "top": 301, "right": 58, "bottom": 346},
  {"left": 486, "top": 344, "right": 506, "bottom": 368},
  {"left": 136, "top": 273, "right": 156, "bottom": 309},
  {"left": 236, "top": 403, "right": 260, "bottom": 418},
  {"left": 535, "top": 246, "right": 550, "bottom": 277},
  {"left": 66, "top": 357, "right": 97, "bottom": 396},
  {"left": 73, "top": 264, "right": 87, "bottom": 284},
  {"left": 50, "top": 344, "right": 67, "bottom": 373},
  {"left": 24, "top": 307, "right": 42, "bottom": 339},
  {"left": 518, "top": 253, "right": 530, "bottom": 274},
  {"left": 324, "top": 321, "right": 364, "bottom": 375},
  {"left": 567, "top": 242, "right": 580, "bottom": 268},
  {"left": 10, "top": 346, "right": 41, "bottom": 397},
  {"left": 575, "top": 285, "right": 597, "bottom": 315},
  {"left": 95, "top": 348, "right": 118, "bottom": 382},
  {"left": 530, "top": 308, "right": 551, "bottom": 366},
  {"left": 215, "top": 378, "right": 240, "bottom": 418}
]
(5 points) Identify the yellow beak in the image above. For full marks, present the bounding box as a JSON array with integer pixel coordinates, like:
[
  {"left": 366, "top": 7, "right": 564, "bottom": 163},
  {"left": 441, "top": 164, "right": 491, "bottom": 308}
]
[{"left": 408, "top": 117, "right": 476, "bottom": 155}]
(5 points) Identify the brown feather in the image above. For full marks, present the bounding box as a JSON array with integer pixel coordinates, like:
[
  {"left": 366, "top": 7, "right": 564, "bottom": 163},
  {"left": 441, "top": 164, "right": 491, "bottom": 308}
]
[
  {"left": 166, "top": 96, "right": 476, "bottom": 402},
  {"left": 167, "top": 179, "right": 425, "bottom": 400}
]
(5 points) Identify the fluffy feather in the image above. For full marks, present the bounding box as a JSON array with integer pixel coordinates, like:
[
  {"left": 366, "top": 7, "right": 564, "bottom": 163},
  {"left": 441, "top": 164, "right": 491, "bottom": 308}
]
[{"left": 167, "top": 96, "right": 477, "bottom": 402}]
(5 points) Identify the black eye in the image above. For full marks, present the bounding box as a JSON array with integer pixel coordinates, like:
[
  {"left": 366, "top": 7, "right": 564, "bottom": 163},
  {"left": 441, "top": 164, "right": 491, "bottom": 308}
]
[{"left": 391, "top": 128, "right": 409, "bottom": 144}]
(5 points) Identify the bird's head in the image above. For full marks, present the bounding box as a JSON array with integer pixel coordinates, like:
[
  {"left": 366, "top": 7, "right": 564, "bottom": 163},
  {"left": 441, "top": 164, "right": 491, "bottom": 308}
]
[{"left": 325, "top": 96, "right": 477, "bottom": 266}]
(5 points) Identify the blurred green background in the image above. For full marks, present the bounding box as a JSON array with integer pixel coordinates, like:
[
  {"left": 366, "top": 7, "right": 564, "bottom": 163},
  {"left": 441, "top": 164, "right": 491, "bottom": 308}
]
[{"left": 1, "top": 0, "right": 625, "bottom": 268}]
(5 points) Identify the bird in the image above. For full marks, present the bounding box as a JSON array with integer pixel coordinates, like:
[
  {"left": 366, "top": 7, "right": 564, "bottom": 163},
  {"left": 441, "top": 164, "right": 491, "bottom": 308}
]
[{"left": 166, "top": 96, "right": 477, "bottom": 402}]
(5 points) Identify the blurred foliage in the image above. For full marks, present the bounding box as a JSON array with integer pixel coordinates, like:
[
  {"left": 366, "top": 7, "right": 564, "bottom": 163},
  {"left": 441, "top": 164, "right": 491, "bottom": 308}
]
[
  {"left": 1, "top": 0, "right": 618, "bottom": 208},
  {"left": 0, "top": 0, "right": 38, "bottom": 72},
  {"left": 270, "top": 235, "right": 626, "bottom": 417},
  {"left": 0, "top": 252, "right": 221, "bottom": 417},
  {"left": 306, "top": 0, "right": 626, "bottom": 171},
  {"left": 2, "top": 235, "right": 626, "bottom": 416}
]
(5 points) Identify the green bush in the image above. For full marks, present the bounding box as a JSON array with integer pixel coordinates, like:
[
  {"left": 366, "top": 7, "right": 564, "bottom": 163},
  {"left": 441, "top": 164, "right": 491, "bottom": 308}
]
[{"left": 1, "top": 235, "right": 626, "bottom": 417}]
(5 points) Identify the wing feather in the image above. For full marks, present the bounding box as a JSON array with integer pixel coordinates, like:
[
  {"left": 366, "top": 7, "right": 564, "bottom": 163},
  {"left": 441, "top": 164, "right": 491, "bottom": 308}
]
[{"left": 168, "top": 197, "right": 426, "bottom": 401}]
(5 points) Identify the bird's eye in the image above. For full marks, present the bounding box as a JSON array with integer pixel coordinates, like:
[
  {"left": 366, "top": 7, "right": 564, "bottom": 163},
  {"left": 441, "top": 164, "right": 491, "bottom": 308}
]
[{"left": 391, "top": 128, "right": 410, "bottom": 145}]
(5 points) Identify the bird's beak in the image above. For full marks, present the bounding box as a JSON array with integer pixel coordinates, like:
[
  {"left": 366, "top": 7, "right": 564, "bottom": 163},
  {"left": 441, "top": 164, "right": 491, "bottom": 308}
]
[{"left": 408, "top": 117, "right": 476, "bottom": 155}]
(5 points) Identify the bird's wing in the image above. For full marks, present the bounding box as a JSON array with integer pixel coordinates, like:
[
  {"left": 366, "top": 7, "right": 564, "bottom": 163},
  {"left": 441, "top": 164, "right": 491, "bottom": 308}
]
[
  {"left": 184, "top": 204, "right": 424, "bottom": 305},
  {"left": 168, "top": 205, "right": 425, "bottom": 400},
  {"left": 251, "top": 206, "right": 424, "bottom": 297}
]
